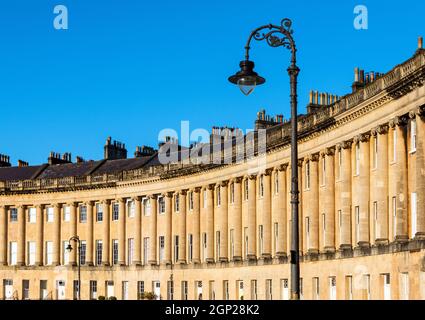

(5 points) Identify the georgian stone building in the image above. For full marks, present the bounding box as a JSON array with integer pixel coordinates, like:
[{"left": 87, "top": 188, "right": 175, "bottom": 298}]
[{"left": 1, "top": 42, "right": 425, "bottom": 301}]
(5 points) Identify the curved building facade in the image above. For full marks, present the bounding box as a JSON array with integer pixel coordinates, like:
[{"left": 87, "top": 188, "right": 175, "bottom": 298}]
[{"left": 1, "top": 48, "right": 425, "bottom": 300}]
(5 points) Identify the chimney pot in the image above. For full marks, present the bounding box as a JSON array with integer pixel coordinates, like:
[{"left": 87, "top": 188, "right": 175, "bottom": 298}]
[{"left": 418, "top": 36, "right": 423, "bottom": 50}]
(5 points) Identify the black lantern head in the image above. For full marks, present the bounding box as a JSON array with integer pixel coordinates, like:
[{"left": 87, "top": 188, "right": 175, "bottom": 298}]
[{"left": 228, "top": 60, "right": 265, "bottom": 96}]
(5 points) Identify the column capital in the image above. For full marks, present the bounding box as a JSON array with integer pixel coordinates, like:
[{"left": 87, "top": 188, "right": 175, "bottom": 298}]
[
  {"left": 337, "top": 140, "right": 352, "bottom": 150},
  {"left": 297, "top": 159, "right": 304, "bottom": 167},
  {"left": 0, "top": 204, "right": 8, "bottom": 210},
  {"left": 220, "top": 180, "right": 229, "bottom": 187},
  {"left": 276, "top": 163, "right": 288, "bottom": 172},
  {"left": 178, "top": 190, "right": 188, "bottom": 196},
  {"left": 389, "top": 116, "right": 407, "bottom": 128},
  {"left": 52, "top": 203, "right": 61, "bottom": 209},
  {"left": 118, "top": 198, "right": 126, "bottom": 204},
  {"left": 132, "top": 195, "right": 143, "bottom": 202},
  {"left": 376, "top": 124, "right": 389, "bottom": 135},
  {"left": 66, "top": 202, "right": 77, "bottom": 208},
  {"left": 408, "top": 110, "right": 417, "bottom": 119},
  {"left": 263, "top": 168, "right": 273, "bottom": 176},
  {"left": 415, "top": 105, "right": 425, "bottom": 117},
  {"left": 102, "top": 199, "right": 111, "bottom": 205},
  {"left": 306, "top": 153, "right": 320, "bottom": 162},
  {"left": 232, "top": 177, "right": 243, "bottom": 184},
  {"left": 193, "top": 187, "right": 202, "bottom": 193},
  {"left": 206, "top": 184, "right": 215, "bottom": 190},
  {"left": 320, "top": 147, "right": 335, "bottom": 157},
  {"left": 161, "top": 192, "right": 174, "bottom": 199},
  {"left": 248, "top": 174, "right": 257, "bottom": 180},
  {"left": 149, "top": 194, "right": 158, "bottom": 200},
  {"left": 85, "top": 200, "right": 95, "bottom": 206}
]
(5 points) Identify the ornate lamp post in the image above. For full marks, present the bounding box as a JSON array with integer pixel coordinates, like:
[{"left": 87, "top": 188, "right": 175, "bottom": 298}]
[
  {"left": 228, "top": 18, "right": 301, "bottom": 300},
  {"left": 66, "top": 235, "right": 82, "bottom": 300}
]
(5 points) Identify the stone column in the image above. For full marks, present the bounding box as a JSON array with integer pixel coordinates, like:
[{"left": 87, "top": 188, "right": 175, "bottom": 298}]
[
  {"left": 17, "top": 205, "right": 26, "bottom": 266},
  {"left": 323, "top": 147, "right": 336, "bottom": 252},
  {"left": 372, "top": 125, "right": 389, "bottom": 244},
  {"left": 218, "top": 181, "right": 229, "bottom": 262},
  {"left": 133, "top": 196, "right": 142, "bottom": 265},
  {"left": 193, "top": 188, "right": 201, "bottom": 264},
  {"left": 149, "top": 195, "right": 157, "bottom": 265},
  {"left": 355, "top": 134, "right": 371, "bottom": 247},
  {"left": 247, "top": 174, "right": 257, "bottom": 260},
  {"left": 339, "top": 141, "right": 352, "bottom": 249},
  {"left": 307, "top": 154, "right": 319, "bottom": 254},
  {"left": 233, "top": 178, "right": 243, "bottom": 261},
  {"left": 413, "top": 108, "right": 425, "bottom": 239},
  {"left": 164, "top": 193, "right": 172, "bottom": 264},
  {"left": 35, "top": 204, "right": 44, "bottom": 266},
  {"left": 178, "top": 191, "right": 187, "bottom": 264},
  {"left": 262, "top": 169, "right": 272, "bottom": 258},
  {"left": 69, "top": 202, "right": 78, "bottom": 265},
  {"left": 274, "top": 165, "right": 287, "bottom": 257},
  {"left": 102, "top": 200, "right": 111, "bottom": 266},
  {"left": 206, "top": 185, "right": 215, "bottom": 263},
  {"left": 52, "top": 203, "right": 62, "bottom": 266},
  {"left": 0, "top": 205, "right": 8, "bottom": 266},
  {"left": 389, "top": 117, "right": 409, "bottom": 241},
  {"left": 118, "top": 198, "right": 126, "bottom": 265}
]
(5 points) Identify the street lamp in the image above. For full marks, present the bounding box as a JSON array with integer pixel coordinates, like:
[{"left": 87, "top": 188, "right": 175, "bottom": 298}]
[
  {"left": 228, "top": 18, "right": 301, "bottom": 300},
  {"left": 66, "top": 235, "right": 81, "bottom": 300}
]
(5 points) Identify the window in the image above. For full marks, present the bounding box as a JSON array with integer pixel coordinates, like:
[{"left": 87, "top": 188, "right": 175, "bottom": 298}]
[
  {"left": 329, "top": 277, "right": 337, "bottom": 300},
  {"left": 128, "top": 200, "right": 135, "bottom": 218},
  {"left": 230, "top": 183, "right": 235, "bottom": 204},
  {"left": 329, "top": 277, "right": 336, "bottom": 300},
  {"left": 189, "top": 192, "right": 194, "bottom": 211},
  {"left": 400, "top": 272, "right": 409, "bottom": 300},
  {"left": 250, "top": 280, "right": 257, "bottom": 300},
  {"left": 345, "top": 276, "right": 353, "bottom": 300},
  {"left": 373, "top": 137, "right": 378, "bottom": 169},
  {"left": 144, "top": 237, "right": 150, "bottom": 265},
  {"left": 27, "top": 241, "right": 36, "bottom": 265},
  {"left": 96, "top": 240, "right": 103, "bottom": 265},
  {"left": 96, "top": 203, "right": 103, "bottom": 222},
  {"left": 275, "top": 172, "right": 279, "bottom": 194},
  {"left": 127, "top": 238, "right": 134, "bottom": 265},
  {"left": 355, "top": 143, "right": 360, "bottom": 175},
  {"left": 355, "top": 206, "right": 360, "bottom": 243},
  {"left": 313, "top": 277, "right": 320, "bottom": 300},
  {"left": 203, "top": 190, "right": 207, "bottom": 209},
  {"left": 47, "top": 207, "right": 54, "bottom": 222},
  {"left": 244, "top": 179, "right": 249, "bottom": 200},
  {"left": 80, "top": 241, "right": 86, "bottom": 265},
  {"left": 158, "top": 197, "right": 165, "bottom": 214},
  {"left": 230, "top": 229, "right": 234, "bottom": 258},
  {"left": 410, "top": 119, "right": 417, "bottom": 152},
  {"left": 112, "top": 240, "right": 119, "bottom": 265},
  {"left": 411, "top": 193, "right": 417, "bottom": 238},
  {"left": 258, "top": 225, "right": 264, "bottom": 256},
  {"left": 137, "top": 281, "right": 145, "bottom": 300},
  {"left": 274, "top": 223, "right": 278, "bottom": 254},
  {"left": 306, "top": 217, "right": 310, "bottom": 248},
  {"left": 174, "top": 194, "right": 180, "bottom": 212},
  {"left": 305, "top": 161, "right": 310, "bottom": 189},
  {"left": 383, "top": 274, "right": 391, "bottom": 300},
  {"left": 29, "top": 207, "right": 36, "bottom": 223},
  {"left": 392, "top": 196, "right": 397, "bottom": 239},
  {"left": 363, "top": 274, "right": 371, "bottom": 300},
  {"left": 338, "top": 149, "right": 342, "bottom": 179},
  {"left": 174, "top": 236, "right": 179, "bottom": 263},
  {"left": 321, "top": 156, "right": 326, "bottom": 185},
  {"left": 63, "top": 206, "right": 70, "bottom": 222},
  {"left": 10, "top": 208, "right": 18, "bottom": 222},
  {"left": 188, "top": 234, "right": 193, "bottom": 262},
  {"left": 63, "top": 241, "right": 70, "bottom": 265},
  {"left": 216, "top": 186, "right": 221, "bottom": 206},
  {"left": 259, "top": 175, "right": 264, "bottom": 197},
  {"left": 223, "top": 280, "right": 229, "bottom": 300},
  {"left": 113, "top": 203, "right": 119, "bottom": 221},
  {"left": 167, "top": 281, "right": 174, "bottom": 300},
  {"left": 73, "top": 280, "right": 79, "bottom": 300},
  {"left": 122, "top": 281, "right": 129, "bottom": 300},
  {"left": 209, "top": 281, "right": 215, "bottom": 300},
  {"left": 392, "top": 129, "right": 397, "bottom": 162},
  {"left": 265, "top": 279, "right": 272, "bottom": 300},
  {"left": 9, "top": 242, "right": 17, "bottom": 265},
  {"left": 90, "top": 281, "right": 97, "bottom": 300},
  {"left": 159, "top": 236, "right": 165, "bottom": 262},
  {"left": 373, "top": 201, "right": 378, "bottom": 237},
  {"left": 45, "top": 241, "right": 53, "bottom": 265},
  {"left": 216, "top": 231, "right": 221, "bottom": 260},
  {"left": 281, "top": 279, "right": 289, "bottom": 300},
  {"left": 79, "top": 205, "right": 87, "bottom": 223},
  {"left": 181, "top": 281, "right": 188, "bottom": 300},
  {"left": 22, "top": 280, "right": 30, "bottom": 300}
]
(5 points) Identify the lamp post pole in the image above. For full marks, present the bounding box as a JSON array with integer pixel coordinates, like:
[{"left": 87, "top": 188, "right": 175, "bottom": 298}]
[
  {"left": 228, "top": 18, "right": 300, "bottom": 300},
  {"left": 67, "top": 235, "right": 81, "bottom": 300}
]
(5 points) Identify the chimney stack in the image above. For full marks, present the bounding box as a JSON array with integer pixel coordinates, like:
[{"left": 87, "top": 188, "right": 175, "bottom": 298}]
[
  {"left": 134, "top": 146, "right": 156, "bottom": 158},
  {"left": 0, "top": 154, "right": 11, "bottom": 167},
  {"left": 48, "top": 152, "right": 72, "bottom": 165},
  {"left": 76, "top": 156, "right": 85, "bottom": 163},
  {"left": 104, "top": 137, "right": 127, "bottom": 160},
  {"left": 18, "top": 160, "right": 29, "bottom": 167},
  {"left": 418, "top": 36, "right": 423, "bottom": 50}
]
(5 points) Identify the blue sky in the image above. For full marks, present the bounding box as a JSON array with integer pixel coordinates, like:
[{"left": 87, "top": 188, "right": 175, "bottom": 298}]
[{"left": 0, "top": 0, "right": 424, "bottom": 165}]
